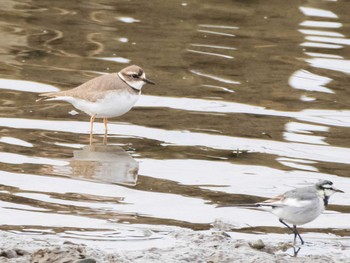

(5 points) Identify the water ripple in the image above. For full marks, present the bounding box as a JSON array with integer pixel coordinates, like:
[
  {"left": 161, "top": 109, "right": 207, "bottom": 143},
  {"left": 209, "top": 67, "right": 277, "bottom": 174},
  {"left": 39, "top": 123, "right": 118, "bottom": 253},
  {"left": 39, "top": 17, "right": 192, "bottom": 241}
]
[
  {"left": 1, "top": 117, "right": 349, "bottom": 164},
  {"left": 299, "top": 6, "right": 338, "bottom": 19},
  {"left": 190, "top": 70, "right": 240, "bottom": 85},
  {"left": 288, "top": 70, "right": 334, "bottom": 94},
  {"left": 197, "top": 29, "right": 235, "bottom": 37},
  {"left": 300, "top": 21, "right": 342, "bottom": 28},
  {"left": 190, "top": 44, "right": 236, "bottom": 50},
  {"left": 0, "top": 79, "right": 59, "bottom": 93},
  {"left": 187, "top": 49, "right": 234, "bottom": 59}
]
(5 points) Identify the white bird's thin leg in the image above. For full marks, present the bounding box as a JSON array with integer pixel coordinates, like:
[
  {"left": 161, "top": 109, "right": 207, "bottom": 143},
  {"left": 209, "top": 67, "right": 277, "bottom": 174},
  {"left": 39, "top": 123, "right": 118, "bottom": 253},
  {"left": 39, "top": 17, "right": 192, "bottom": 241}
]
[
  {"left": 279, "top": 219, "right": 304, "bottom": 245},
  {"left": 293, "top": 225, "right": 304, "bottom": 245}
]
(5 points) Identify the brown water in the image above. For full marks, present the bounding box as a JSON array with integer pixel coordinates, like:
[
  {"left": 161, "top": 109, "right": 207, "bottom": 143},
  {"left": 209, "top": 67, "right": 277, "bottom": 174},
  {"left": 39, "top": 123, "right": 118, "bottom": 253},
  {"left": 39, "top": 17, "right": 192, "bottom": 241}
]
[{"left": 0, "top": 0, "right": 350, "bottom": 256}]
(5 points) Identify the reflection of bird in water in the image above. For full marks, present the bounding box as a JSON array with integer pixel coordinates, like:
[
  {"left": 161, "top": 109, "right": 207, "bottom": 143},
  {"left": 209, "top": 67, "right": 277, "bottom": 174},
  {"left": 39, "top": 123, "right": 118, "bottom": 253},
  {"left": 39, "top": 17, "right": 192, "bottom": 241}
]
[
  {"left": 292, "top": 246, "right": 301, "bottom": 257},
  {"left": 37, "top": 65, "right": 155, "bottom": 145},
  {"left": 54, "top": 144, "right": 139, "bottom": 186},
  {"left": 223, "top": 180, "right": 343, "bottom": 244}
]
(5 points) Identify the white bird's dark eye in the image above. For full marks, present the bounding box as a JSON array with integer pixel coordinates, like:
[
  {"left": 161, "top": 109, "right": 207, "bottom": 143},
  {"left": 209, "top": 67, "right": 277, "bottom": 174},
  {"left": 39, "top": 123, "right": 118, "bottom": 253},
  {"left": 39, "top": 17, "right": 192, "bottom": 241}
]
[{"left": 132, "top": 74, "right": 138, "bottom": 78}]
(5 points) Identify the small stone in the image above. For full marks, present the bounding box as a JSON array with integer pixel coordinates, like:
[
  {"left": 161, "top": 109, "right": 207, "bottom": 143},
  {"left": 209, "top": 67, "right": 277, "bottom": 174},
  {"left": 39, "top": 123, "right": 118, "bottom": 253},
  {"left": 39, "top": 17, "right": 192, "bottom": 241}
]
[
  {"left": 1, "top": 249, "right": 18, "bottom": 258},
  {"left": 75, "top": 258, "right": 97, "bottom": 263},
  {"left": 216, "top": 231, "right": 231, "bottom": 238},
  {"left": 15, "top": 249, "right": 29, "bottom": 256},
  {"left": 248, "top": 239, "right": 265, "bottom": 250},
  {"left": 279, "top": 242, "right": 292, "bottom": 251},
  {"left": 63, "top": 241, "right": 76, "bottom": 245}
]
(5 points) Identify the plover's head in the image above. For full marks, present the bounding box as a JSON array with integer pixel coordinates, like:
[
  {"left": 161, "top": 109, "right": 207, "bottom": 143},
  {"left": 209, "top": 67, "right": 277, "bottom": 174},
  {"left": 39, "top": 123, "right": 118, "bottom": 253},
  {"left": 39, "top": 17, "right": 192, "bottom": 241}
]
[
  {"left": 316, "top": 180, "right": 344, "bottom": 198},
  {"left": 118, "top": 65, "right": 155, "bottom": 91}
]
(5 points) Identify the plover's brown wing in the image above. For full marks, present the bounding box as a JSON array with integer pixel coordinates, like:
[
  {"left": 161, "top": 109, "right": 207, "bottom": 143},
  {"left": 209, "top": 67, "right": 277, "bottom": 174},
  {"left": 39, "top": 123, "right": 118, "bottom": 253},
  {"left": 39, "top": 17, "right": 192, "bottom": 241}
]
[{"left": 37, "top": 73, "right": 132, "bottom": 102}]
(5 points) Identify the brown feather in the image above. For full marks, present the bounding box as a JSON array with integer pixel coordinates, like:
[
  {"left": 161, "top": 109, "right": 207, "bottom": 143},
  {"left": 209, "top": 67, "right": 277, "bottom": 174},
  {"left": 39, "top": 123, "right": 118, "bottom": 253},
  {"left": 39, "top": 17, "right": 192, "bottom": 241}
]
[{"left": 38, "top": 73, "right": 138, "bottom": 102}]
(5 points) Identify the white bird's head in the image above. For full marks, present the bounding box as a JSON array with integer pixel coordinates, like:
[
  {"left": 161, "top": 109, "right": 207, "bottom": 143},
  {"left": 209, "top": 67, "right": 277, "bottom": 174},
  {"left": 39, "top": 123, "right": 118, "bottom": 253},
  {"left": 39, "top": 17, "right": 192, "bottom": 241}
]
[{"left": 316, "top": 180, "right": 344, "bottom": 199}]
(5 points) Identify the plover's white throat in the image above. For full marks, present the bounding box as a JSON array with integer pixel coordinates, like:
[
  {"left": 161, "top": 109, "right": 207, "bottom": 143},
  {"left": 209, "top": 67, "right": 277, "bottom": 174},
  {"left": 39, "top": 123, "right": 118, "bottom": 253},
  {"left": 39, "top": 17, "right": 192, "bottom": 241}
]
[
  {"left": 222, "top": 180, "right": 344, "bottom": 245},
  {"left": 38, "top": 65, "right": 155, "bottom": 144}
]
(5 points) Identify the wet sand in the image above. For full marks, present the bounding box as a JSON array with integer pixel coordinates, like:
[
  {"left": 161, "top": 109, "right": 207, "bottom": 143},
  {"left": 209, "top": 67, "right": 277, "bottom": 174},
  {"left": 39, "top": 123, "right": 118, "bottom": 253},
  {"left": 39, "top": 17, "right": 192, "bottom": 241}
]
[{"left": 0, "top": 229, "right": 348, "bottom": 263}]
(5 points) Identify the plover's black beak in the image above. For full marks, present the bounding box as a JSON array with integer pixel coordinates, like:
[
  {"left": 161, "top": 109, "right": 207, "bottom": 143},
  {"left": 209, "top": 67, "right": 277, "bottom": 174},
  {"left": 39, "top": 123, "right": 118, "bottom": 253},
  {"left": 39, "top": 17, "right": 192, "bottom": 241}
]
[{"left": 143, "top": 78, "right": 155, "bottom": 85}]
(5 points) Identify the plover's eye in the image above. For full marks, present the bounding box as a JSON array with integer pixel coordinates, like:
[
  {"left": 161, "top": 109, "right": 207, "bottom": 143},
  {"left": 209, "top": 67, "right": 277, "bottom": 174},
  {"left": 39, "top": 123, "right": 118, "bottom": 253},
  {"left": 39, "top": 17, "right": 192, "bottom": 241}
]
[{"left": 131, "top": 74, "right": 138, "bottom": 78}]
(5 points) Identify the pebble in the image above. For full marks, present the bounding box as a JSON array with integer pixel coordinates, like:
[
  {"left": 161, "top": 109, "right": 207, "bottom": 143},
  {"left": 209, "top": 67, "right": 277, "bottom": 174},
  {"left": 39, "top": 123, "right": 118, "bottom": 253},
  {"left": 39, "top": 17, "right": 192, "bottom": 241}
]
[
  {"left": 248, "top": 239, "right": 265, "bottom": 250},
  {"left": 75, "top": 258, "right": 97, "bottom": 263},
  {"left": 1, "top": 249, "right": 18, "bottom": 258}
]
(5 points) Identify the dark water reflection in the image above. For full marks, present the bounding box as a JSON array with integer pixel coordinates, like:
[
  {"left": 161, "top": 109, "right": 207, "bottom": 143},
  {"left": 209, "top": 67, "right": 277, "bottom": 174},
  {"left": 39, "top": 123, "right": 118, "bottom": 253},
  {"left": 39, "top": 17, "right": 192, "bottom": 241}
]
[{"left": 0, "top": 0, "right": 350, "bottom": 255}]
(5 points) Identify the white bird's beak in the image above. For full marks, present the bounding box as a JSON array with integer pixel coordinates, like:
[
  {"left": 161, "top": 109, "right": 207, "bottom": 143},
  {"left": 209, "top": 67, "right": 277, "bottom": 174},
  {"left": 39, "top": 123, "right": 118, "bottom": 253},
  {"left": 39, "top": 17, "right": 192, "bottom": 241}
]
[{"left": 332, "top": 187, "right": 344, "bottom": 193}]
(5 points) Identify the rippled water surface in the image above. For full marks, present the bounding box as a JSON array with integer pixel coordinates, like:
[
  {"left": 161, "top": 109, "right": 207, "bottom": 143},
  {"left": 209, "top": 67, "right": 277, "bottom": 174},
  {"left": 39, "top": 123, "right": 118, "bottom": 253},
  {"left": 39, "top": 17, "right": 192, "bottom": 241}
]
[{"left": 0, "top": 0, "right": 350, "bottom": 257}]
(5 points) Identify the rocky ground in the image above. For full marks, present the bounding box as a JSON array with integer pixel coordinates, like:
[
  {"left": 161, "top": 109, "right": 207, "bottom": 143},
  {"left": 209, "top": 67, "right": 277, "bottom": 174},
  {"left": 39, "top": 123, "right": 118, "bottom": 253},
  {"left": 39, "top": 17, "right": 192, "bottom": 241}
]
[{"left": 0, "top": 230, "right": 348, "bottom": 263}]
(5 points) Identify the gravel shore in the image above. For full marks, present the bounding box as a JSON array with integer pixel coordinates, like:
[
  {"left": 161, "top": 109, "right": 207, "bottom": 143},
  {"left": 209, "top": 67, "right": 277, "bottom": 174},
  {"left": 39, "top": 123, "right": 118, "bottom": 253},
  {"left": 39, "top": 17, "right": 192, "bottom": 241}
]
[{"left": 0, "top": 229, "right": 348, "bottom": 263}]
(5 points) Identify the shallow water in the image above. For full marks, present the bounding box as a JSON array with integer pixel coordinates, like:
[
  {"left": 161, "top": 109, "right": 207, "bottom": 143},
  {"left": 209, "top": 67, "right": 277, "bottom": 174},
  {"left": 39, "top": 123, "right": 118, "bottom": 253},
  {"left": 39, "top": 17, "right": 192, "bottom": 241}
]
[{"left": 0, "top": 0, "right": 350, "bottom": 257}]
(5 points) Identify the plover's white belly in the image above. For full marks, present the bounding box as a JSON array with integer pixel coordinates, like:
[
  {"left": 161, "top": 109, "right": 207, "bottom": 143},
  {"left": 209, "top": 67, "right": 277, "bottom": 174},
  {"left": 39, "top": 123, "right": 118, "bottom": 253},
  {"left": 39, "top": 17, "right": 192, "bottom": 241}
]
[{"left": 57, "top": 91, "right": 140, "bottom": 118}]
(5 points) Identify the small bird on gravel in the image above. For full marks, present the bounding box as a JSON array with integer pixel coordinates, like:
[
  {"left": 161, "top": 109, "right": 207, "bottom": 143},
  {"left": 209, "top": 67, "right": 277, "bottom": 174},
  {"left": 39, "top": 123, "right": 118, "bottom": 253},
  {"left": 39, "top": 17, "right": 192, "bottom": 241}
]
[{"left": 221, "top": 180, "right": 344, "bottom": 244}]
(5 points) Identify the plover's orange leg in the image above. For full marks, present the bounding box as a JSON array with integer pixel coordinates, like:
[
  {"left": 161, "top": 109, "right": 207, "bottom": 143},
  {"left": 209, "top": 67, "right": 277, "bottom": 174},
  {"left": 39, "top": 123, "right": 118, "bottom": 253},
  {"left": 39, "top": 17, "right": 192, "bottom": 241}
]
[
  {"left": 103, "top": 118, "right": 108, "bottom": 145},
  {"left": 90, "top": 114, "right": 96, "bottom": 145}
]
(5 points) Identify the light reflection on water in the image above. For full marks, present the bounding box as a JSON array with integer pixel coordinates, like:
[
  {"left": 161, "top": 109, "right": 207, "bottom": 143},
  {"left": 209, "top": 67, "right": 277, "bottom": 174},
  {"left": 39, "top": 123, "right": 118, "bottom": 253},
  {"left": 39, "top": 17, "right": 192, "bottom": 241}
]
[
  {"left": 54, "top": 144, "right": 139, "bottom": 186},
  {"left": 0, "top": 0, "right": 349, "bottom": 255}
]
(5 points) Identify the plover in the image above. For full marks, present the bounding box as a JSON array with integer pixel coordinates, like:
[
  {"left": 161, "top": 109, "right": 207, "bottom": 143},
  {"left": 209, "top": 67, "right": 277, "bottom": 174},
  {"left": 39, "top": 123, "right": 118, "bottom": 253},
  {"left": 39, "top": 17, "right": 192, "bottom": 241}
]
[{"left": 38, "top": 65, "right": 155, "bottom": 144}]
